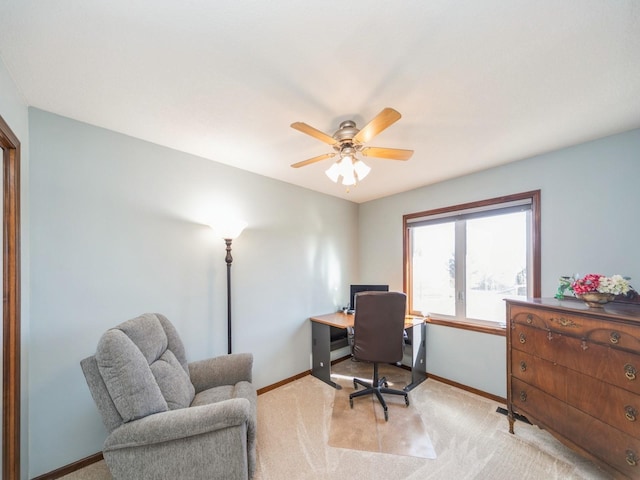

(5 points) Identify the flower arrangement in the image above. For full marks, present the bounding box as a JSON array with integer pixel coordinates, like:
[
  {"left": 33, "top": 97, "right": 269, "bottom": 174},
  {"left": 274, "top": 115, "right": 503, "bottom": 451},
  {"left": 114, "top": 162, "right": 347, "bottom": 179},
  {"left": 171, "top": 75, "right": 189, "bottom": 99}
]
[{"left": 555, "top": 273, "right": 633, "bottom": 300}]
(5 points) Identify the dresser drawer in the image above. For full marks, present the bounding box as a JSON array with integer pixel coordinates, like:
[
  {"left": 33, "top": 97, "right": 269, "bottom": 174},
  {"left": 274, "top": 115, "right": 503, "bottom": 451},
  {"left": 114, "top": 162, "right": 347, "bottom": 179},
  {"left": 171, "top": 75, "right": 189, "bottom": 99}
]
[
  {"left": 512, "top": 323, "right": 640, "bottom": 396},
  {"left": 511, "top": 349, "right": 567, "bottom": 401},
  {"left": 513, "top": 377, "right": 640, "bottom": 478},
  {"left": 510, "top": 304, "right": 640, "bottom": 353},
  {"left": 510, "top": 322, "right": 557, "bottom": 361},
  {"left": 511, "top": 377, "right": 567, "bottom": 433},
  {"left": 566, "top": 402, "right": 640, "bottom": 478},
  {"left": 567, "top": 368, "right": 640, "bottom": 439}
]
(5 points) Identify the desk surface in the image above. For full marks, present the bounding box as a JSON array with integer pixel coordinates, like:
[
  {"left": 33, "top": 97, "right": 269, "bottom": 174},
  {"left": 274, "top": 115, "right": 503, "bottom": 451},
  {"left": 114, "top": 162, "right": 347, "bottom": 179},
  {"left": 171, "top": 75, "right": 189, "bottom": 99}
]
[{"left": 310, "top": 311, "right": 425, "bottom": 329}]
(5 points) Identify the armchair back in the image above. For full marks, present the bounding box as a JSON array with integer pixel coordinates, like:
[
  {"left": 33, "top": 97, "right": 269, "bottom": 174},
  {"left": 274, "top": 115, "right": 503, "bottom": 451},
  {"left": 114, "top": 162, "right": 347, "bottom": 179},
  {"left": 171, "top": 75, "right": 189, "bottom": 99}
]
[{"left": 81, "top": 313, "right": 195, "bottom": 430}]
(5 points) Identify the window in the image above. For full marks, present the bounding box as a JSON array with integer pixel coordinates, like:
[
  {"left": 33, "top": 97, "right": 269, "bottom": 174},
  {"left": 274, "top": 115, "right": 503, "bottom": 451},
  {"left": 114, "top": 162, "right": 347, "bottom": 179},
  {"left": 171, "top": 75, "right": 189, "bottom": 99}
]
[{"left": 403, "top": 191, "right": 540, "bottom": 330}]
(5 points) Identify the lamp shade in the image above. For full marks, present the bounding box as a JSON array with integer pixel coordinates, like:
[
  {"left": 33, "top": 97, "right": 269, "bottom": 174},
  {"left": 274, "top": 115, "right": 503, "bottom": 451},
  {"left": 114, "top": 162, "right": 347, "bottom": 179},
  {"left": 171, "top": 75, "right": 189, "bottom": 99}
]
[
  {"left": 211, "top": 218, "right": 247, "bottom": 239},
  {"left": 325, "top": 161, "right": 341, "bottom": 183},
  {"left": 353, "top": 159, "right": 370, "bottom": 181},
  {"left": 341, "top": 165, "right": 356, "bottom": 186}
]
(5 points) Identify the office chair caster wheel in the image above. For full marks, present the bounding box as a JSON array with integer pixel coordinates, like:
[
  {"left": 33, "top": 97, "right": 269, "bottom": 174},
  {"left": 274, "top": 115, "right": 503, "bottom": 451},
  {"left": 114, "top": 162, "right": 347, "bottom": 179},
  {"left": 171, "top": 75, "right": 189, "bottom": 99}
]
[
  {"left": 384, "top": 409, "right": 389, "bottom": 421},
  {"left": 383, "top": 381, "right": 389, "bottom": 388},
  {"left": 404, "top": 395, "right": 410, "bottom": 406},
  {"left": 353, "top": 379, "right": 358, "bottom": 390},
  {"left": 349, "top": 398, "right": 353, "bottom": 408}
]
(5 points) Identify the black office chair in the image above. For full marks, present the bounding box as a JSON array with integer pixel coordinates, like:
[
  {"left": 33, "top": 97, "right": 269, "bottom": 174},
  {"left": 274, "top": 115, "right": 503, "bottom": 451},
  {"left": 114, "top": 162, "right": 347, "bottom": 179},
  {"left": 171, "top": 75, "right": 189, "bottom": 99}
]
[{"left": 349, "top": 291, "right": 409, "bottom": 421}]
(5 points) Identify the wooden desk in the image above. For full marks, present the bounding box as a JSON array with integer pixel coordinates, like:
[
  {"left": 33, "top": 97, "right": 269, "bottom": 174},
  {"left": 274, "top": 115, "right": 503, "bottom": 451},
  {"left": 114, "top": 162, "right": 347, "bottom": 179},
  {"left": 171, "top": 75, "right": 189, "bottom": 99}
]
[{"left": 309, "top": 312, "right": 427, "bottom": 391}]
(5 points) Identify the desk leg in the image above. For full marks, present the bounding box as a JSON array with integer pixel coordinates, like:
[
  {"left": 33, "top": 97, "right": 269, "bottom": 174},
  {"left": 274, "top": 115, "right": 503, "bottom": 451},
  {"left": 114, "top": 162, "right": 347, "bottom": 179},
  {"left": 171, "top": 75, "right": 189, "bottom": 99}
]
[
  {"left": 404, "top": 322, "right": 427, "bottom": 392},
  {"left": 311, "top": 321, "right": 342, "bottom": 389}
]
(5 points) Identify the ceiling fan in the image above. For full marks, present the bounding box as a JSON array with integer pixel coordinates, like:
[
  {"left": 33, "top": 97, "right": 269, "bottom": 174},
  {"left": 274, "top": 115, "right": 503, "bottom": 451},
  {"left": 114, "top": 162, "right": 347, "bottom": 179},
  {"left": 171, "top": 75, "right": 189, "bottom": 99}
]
[{"left": 290, "top": 107, "right": 413, "bottom": 188}]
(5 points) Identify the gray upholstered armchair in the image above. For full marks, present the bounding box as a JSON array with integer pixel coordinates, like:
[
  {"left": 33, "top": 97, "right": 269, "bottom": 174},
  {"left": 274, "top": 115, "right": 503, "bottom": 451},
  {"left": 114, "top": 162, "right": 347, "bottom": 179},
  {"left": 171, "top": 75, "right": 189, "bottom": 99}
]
[{"left": 81, "top": 313, "right": 257, "bottom": 480}]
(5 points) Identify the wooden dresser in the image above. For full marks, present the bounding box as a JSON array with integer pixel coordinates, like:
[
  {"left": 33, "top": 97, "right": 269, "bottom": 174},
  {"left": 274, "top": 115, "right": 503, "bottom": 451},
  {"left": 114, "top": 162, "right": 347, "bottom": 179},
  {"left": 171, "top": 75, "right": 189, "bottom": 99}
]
[{"left": 506, "top": 298, "right": 640, "bottom": 478}]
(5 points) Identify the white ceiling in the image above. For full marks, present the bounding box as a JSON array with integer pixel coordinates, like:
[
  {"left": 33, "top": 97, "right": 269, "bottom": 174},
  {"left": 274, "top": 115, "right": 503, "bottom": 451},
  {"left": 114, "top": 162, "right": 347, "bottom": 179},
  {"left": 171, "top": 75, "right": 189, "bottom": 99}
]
[{"left": 1, "top": 1, "right": 639, "bottom": 203}]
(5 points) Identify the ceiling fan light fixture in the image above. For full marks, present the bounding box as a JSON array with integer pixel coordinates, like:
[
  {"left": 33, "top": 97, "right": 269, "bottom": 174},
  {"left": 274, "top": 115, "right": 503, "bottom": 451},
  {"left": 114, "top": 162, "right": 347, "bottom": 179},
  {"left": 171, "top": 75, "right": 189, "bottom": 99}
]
[
  {"left": 341, "top": 165, "right": 356, "bottom": 186},
  {"left": 325, "top": 155, "right": 369, "bottom": 186},
  {"left": 353, "top": 159, "right": 371, "bottom": 181},
  {"left": 325, "top": 161, "right": 341, "bottom": 183},
  {"left": 338, "top": 156, "right": 356, "bottom": 180}
]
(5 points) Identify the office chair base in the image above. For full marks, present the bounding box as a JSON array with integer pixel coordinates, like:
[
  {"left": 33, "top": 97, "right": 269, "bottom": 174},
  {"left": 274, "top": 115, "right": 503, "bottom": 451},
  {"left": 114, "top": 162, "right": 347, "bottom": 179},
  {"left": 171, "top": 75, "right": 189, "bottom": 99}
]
[{"left": 349, "top": 364, "right": 409, "bottom": 421}]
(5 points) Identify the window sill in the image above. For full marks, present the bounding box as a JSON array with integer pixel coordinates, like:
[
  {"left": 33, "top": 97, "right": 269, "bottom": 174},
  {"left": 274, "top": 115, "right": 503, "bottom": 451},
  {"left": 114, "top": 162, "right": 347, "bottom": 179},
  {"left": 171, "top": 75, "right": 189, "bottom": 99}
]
[{"left": 424, "top": 315, "right": 506, "bottom": 336}]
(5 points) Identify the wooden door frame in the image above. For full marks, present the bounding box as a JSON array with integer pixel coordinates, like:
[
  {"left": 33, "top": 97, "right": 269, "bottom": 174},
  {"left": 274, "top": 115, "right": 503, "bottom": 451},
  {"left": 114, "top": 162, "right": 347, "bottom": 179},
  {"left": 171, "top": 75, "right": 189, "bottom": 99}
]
[{"left": 0, "top": 113, "right": 21, "bottom": 480}]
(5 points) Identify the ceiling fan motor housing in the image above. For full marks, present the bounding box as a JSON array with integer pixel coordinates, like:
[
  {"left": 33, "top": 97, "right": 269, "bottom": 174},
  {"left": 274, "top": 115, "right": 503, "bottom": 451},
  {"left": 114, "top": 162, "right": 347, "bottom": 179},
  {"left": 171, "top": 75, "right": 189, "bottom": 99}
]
[{"left": 333, "top": 120, "right": 360, "bottom": 144}]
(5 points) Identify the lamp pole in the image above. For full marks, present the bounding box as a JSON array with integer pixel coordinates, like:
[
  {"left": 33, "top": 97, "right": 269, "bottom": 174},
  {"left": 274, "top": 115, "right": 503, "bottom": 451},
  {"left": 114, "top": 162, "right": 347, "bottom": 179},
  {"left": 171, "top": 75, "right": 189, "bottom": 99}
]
[
  {"left": 212, "top": 217, "right": 246, "bottom": 355},
  {"left": 224, "top": 238, "right": 234, "bottom": 354}
]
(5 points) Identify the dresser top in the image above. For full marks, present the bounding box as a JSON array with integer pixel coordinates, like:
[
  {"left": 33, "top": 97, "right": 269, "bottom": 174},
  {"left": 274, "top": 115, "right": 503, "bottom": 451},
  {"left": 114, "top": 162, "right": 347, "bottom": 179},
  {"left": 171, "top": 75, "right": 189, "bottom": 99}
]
[{"left": 506, "top": 297, "right": 640, "bottom": 323}]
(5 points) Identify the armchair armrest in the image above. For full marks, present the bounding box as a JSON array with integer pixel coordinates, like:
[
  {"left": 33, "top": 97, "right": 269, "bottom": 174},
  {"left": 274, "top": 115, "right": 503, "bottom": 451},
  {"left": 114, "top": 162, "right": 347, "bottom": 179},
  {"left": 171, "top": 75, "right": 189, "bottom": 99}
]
[
  {"left": 103, "top": 397, "right": 251, "bottom": 451},
  {"left": 188, "top": 353, "right": 253, "bottom": 393}
]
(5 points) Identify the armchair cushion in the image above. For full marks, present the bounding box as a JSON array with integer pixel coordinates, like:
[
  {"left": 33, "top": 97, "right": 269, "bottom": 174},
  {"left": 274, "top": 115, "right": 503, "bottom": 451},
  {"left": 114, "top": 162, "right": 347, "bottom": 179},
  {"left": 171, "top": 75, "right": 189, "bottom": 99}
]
[
  {"left": 103, "top": 398, "right": 252, "bottom": 450},
  {"left": 189, "top": 352, "right": 253, "bottom": 393},
  {"left": 97, "top": 329, "right": 168, "bottom": 422},
  {"left": 150, "top": 349, "right": 195, "bottom": 410},
  {"left": 96, "top": 313, "right": 195, "bottom": 422}
]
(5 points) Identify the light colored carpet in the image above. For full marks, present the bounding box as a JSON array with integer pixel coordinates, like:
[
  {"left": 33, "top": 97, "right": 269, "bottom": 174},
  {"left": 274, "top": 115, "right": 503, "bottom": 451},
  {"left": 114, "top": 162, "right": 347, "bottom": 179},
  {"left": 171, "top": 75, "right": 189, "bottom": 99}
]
[
  {"left": 255, "top": 360, "right": 611, "bottom": 479},
  {"left": 62, "top": 359, "right": 613, "bottom": 479}
]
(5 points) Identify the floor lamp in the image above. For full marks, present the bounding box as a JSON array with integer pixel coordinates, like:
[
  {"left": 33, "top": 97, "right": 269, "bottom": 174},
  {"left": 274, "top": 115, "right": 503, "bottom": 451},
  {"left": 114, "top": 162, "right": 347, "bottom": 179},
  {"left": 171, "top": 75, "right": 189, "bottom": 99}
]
[{"left": 216, "top": 219, "right": 247, "bottom": 354}]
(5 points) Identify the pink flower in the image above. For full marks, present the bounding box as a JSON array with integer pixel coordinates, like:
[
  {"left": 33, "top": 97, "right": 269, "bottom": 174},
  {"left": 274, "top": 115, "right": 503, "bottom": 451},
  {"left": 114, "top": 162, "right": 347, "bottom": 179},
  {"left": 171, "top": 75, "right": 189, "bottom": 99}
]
[{"left": 571, "top": 274, "right": 604, "bottom": 295}]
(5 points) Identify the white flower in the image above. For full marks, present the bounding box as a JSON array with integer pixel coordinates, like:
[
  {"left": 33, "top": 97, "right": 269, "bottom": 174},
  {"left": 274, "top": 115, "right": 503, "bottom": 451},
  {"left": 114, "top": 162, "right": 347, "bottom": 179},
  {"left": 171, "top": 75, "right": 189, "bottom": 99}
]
[{"left": 597, "top": 275, "right": 631, "bottom": 295}]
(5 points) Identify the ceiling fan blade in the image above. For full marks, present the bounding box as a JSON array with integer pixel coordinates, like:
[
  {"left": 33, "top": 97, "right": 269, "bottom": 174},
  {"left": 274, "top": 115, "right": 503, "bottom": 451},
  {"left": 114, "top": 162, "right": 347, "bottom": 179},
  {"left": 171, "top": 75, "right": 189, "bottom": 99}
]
[
  {"left": 361, "top": 146, "right": 413, "bottom": 161},
  {"left": 291, "top": 122, "right": 337, "bottom": 146},
  {"left": 290, "top": 152, "right": 336, "bottom": 168},
  {"left": 353, "top": 108, "right": 402, "bottom": 145}
]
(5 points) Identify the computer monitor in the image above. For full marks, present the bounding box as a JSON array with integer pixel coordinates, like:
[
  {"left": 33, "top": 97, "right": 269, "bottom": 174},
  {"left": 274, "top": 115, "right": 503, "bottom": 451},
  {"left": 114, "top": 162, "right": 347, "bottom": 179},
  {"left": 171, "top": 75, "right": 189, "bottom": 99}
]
[{"left": 349, "top": 284, "right": 389, "bottom": 312}]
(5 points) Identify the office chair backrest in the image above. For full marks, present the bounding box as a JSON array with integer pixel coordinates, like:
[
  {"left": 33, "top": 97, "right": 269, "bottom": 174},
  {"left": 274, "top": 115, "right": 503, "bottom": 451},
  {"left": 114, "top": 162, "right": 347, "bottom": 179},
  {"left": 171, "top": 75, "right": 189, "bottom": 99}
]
[{"left": 352, "top": 291, "right": 407, "bottom": 364}]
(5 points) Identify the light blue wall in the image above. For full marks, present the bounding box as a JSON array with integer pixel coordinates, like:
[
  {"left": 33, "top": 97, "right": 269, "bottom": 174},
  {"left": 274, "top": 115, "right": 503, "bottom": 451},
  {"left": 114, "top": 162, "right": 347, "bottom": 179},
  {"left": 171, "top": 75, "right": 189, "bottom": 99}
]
[
  {"left": 0, "top": 58, "right": 30, "bottom": 480},
  {"left": 28, "top": 109, "right": 358, "bottom": 477},
  {"left": 17, "top": 93, "right": 640, "bottom": 477},
  {"left": 359, "top": 128, "right": 640, "bottom": 398}
]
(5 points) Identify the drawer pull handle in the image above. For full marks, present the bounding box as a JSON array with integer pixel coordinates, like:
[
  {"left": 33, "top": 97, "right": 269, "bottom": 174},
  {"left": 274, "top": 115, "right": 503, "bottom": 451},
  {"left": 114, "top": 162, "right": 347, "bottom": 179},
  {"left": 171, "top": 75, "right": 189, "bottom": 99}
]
[
  {"left": 526, "top": 314, "right": 533, "bottom": 324},
  {"left": 610, "top": 332, "right": 620, "bottom": 344},
  {"left": 520, "top": 361, "right": 527, "bottom": 372},
  {"left": 626, "top": 450, "right": 638, "bottom": 467},
  {"left": 625, "top": 406, "right": 637, "bottom": 422},
  {"left": 625, "top": 364, "right": 637, "bottom": 381},
  {"left": 550, "top": 316, "right": 577, "bottom": 328},
  {"left": 519, "top": 333, "right": 526, "bottom": 344},
  {"left": 520, "top": 391, "right": 527, "bottom": 402}
]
